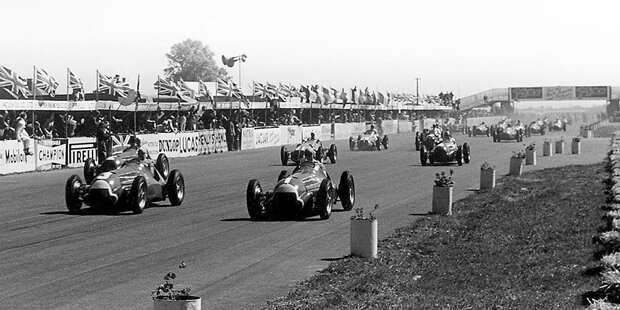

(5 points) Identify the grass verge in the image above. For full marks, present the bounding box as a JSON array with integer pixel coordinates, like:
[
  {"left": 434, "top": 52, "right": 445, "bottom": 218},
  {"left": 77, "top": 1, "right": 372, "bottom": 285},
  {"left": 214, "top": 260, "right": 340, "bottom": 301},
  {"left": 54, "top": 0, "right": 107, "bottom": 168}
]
[{"left": 261, "top": 164, "right": 606, "bottom": 309}]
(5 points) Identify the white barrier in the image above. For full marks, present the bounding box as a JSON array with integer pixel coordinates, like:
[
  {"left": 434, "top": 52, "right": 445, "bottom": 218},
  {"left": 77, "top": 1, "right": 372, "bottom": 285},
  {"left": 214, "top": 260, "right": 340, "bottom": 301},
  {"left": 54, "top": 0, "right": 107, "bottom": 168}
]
[
  {"left": 334, "top": 123, "right": 351, "bottom": 140},
  {"left": 35, "top": 139, "right": 67, "bottom": 171},
  {"left": 321, "top": 124, "right": 333, "bottom": 141},
  {"left": 398, "top": 121, "right": 413, "bottom": 133},
  {"left": 302, "top": 126, "right": 322, "bottom": 140},
  {"left": 0, "top": 140, "right": 36, "bottom": 175},
  {"left": 241, "top": 127, "right": 255, "bottom": 150},
  {"left": 254, "top": 127, "right": 281, "bottom": 149},
  {"left": 349, "top": 122, "right": 366, "bottom": 137},
  {"left": 381, "top": 120, "right": 398, "bottom": 135},
  {"left": 139, "top": 129, "right": 228, "bottom": 158},
  {"left": 280, "top": 125, "right": 303, "bottom": 145}
]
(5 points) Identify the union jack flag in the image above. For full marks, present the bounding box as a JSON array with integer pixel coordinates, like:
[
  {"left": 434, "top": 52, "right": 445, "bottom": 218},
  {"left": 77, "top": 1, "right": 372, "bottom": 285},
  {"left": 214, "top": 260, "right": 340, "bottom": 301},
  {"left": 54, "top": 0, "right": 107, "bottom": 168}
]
[
  {"left": 264, "top": 82, "right": 278, "bottom": 100},
  {"left": 198, "top": 79, "right": 213, "bottom": 102},
  {"left": 278, "top": 83, "right": 291, "bottom": 98},
  {"left": 0, "top": 66, "right": 30, "bottom": 99},
  {"left": 154, "top": 76, "right": 181, "bottom": 97},
  {"left": 253, "top": 81, "right": 267, "bottom": 98},
  {"left": 216, "top": 77, "right": 239, "bottom": 97},
  {"left": 98, "top": 71, "right": 131, "bottom": 98},
  {"left": 68, "top": 69, "right": 85, "bottom": 100},
  {"left": 34, "top": 67, "right": 59, "bottom": 97},
  {"left": 177, "top": 78, "right": 195, "bottom": 98}
]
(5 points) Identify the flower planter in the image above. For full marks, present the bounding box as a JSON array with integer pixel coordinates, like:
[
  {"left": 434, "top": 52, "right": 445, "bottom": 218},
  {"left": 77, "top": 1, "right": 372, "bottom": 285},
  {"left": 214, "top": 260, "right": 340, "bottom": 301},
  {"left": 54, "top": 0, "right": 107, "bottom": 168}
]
[
  {"left": 480, "top": 168, "right": 496, "bottom": 190},
  {"left": 432, "top": 186, "right": 453, "bottom": 215},
  {"left": 509, "top": 157, "right": 523, "bottom": 176},
  {"left": 543, "top": 142, "right": 553, "bottom": 157},
  {"left": 154, "top": 296, "right": 201, "bottom": 310},
  {"left": 555, "top": 141, "right": 564, "bottom": 154},
  {"left": 350, "top": 219, "right": 378, "bottom": 258},
  {"left": 572, "top": 141, "right": 581, "bottom": 154},
  {"left": 525, "top": 149, "right": 536, "bottom": 165}
]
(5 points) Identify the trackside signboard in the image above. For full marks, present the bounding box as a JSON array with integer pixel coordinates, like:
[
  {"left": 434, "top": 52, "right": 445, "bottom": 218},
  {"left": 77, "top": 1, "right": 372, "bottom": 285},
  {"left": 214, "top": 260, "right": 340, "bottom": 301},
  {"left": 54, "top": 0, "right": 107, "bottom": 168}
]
[
  {"left": 35, "top": 139, "right": 66, "bottom": 171},
  {"left": 67, "top": 137, "right": 97, "bottom": 168},
  {"left": 0, "top": 140, "right": 36, "bottom": 174},
  {"left": 511, "top": 86, "right": 610, "bottom": 101}
]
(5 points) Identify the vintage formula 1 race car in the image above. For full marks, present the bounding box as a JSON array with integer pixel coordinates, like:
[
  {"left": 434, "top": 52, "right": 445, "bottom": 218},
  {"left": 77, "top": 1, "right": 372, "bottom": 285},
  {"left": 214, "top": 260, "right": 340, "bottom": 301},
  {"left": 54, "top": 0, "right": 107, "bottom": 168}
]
[
  {"left": 349, "top": 133, "right": 389, "bottom": 151},
  {"left": 468, "top": 123, "right": 490, "bottom": 137},
  {"left": 492, "top": 125, "right": 524, "bottom": 142},
  {"left": 525, "top": 121, "right": 546, "bottom": 136},
  {"left": 65, "top": 149, "right": 185, "bottom": 214},
  {"left": 549, "top": 119, "right": 567, "bottom": 131},
  {"left": 246, "top": 161, "right": 355, "bottom": 220},
  {"left": 280, "top": 139, "right": 337, "bottom": 165},
  {"left": 420, "top": 137, "right": 470, "bottom": 166}
]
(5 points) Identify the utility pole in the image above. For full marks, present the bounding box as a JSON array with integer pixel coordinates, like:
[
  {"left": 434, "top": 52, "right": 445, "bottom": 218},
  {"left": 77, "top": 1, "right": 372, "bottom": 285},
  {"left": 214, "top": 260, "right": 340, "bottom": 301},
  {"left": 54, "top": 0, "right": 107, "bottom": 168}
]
[{"left": 415, "top": 77, "right": 421, "bottom": 105}]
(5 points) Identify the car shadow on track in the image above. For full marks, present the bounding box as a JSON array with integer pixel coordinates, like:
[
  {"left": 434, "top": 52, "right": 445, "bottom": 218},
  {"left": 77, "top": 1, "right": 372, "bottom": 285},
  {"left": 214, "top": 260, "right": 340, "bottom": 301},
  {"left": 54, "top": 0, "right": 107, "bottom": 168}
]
[
  {"left": 321, "top": 255, "right": 353, "bottom": 262},
  {"left": 220, "top": 217, "right": 328, "bottom": 222},
  {"left": 40, "top": 203, "right": 175, "bottom": 216}
]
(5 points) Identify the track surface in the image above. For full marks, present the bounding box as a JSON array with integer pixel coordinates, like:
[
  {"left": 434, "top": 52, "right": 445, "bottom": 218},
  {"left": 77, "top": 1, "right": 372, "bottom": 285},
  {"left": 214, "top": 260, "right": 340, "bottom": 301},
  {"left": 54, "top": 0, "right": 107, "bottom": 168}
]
[{"left": 0, "top": 126, "right": 608, "bottom": 309}]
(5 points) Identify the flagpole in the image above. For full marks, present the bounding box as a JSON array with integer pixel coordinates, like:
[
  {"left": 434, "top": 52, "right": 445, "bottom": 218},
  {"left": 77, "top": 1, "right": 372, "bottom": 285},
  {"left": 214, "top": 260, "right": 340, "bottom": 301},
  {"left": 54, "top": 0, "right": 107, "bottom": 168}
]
[
  {"left": 134, "top": 74, "right": 139, "bottom": 134},
  {"left": 157, "top": 75, "right": 160, "bottom": 106},
  {"left": 251, "top": 81, "right": 255, "bottom": 121},
  {"left": 96, "top": 70, "right": 99, "bottom": 103},
  {"left": 66, "top": 68, "right": 70, "bottom": 138}
]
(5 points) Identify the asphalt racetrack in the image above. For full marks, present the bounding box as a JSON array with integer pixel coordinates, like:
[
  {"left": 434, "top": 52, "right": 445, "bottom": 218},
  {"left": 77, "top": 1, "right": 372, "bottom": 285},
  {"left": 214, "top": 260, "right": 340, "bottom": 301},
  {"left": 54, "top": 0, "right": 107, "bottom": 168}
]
[{"left": 0, "top": 126, "right": 610, "bottom": 309}]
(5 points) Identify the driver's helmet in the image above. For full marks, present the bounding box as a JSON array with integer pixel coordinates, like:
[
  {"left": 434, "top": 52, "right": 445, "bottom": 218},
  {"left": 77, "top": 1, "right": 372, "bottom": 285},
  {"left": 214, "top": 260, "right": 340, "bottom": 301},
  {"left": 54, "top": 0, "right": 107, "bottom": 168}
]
[
  {"left": 310, "top": 132, "right": 315, "bottom": 140},
  {"left": 137, "top": 148, "right": 147, "bottom": 161},
  {"left": 128, "top": 136, "right": 141, "bottom": 148},
  {"left": 443, "top": 130, "right": 452, "bottom": 140}
]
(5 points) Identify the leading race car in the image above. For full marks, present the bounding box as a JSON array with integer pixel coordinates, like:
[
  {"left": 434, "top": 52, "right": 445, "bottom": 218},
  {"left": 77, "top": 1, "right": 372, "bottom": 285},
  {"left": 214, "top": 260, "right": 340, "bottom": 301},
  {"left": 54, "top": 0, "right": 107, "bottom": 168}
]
[
  {"left": 280, "top": 136, "right": 337, "bottom": 165},
  {"left": 65, "top": 147, "right": 185, "bottom": 214},
  {"left": 549, "top": 118, "right": 567, "bottom": 131},
  {"left": 420, "top": 133, "right": 470, "bottom": 166},
  {"left": 247, "top": 152, "right": 355, "bottom": 221},
  {"left": 491, "top": 124, "right": 524, "bottom": 142},
  {"left": 525, "top": 120, "right": 546, "bottom": 137},
  {"left": 349, "top": 132, "right": 389, "bottom": 151},
  {"left": 467, "top": 123, "right": 490, "bottom": 137}
]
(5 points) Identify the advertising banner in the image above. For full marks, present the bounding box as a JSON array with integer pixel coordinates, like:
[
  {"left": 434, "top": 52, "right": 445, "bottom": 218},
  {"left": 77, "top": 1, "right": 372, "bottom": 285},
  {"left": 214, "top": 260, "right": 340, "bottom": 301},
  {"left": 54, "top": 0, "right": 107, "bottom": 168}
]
[
  {"left": 0, "top": 140, "right": 36, "bottom": 175},
  {"left": 35, "top": 139, "right": 67, "bottom": 171},
  {"left": 511, "top": 87, "right": 543, "bottom": 100},
  {"left": 136, "top": 133, "right": 161, "bottom": 159},
  {"left": 0, "top": 100, "right": 96, "bottom": 111},
  {"left": 334, "top": 123, "right": 351, "bottom": 140},
  {"left": 302, "top": 126, "right": 322, "bottom": 140},
  {"left": 320, "top": 124, "right": 333, "bottom": 141},
  {"left": 210, "top": 129, "right": 228, "bottom": 153},
  {"left": 177, "top": 131, "right": 209, "bottom": 157},
  {"left": 66, "top": 137, "right": 97, "bottom": 168},
  {"left": 253, "top": 127, "right": 281, "bottom": 148},
  {"left": 279, "top": 125, "right": 303, "bottom": 145},
  {"left": 543, "top": 86, "right": 574, "bottom": 101},
  {"left": 575, "top": 86, "right": 609, "bottom": 99},
  {"left": 241, "top": 127, "right": 255, "bottom": 150}
]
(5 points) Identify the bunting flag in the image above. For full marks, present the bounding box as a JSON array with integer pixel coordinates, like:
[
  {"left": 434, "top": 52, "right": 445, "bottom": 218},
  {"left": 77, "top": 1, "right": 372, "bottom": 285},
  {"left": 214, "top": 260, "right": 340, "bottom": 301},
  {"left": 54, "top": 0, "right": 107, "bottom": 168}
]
[
  {"left": 339, "top": 88, "right": 348, "bottom": 105},
  {"left": 0, "top": 66, "right": 30, "bottom": 99},
  {"left": 311, "top": 85, "right": 322, "bottom": 104},
  {"left": 321, "top": 86, "right": 334, "bottom": 105},
  {"left": 98, "top": 71, "right": 131, "bottom": 98},
  {"left": 231, "top": 80, "right": 250, "bottom": 107},
  {"left": 377, "top": 92, "right": 385, "bottom": 105},
  {"left": 265, "top": 82, "right": 278, "bottom": 100},
  {"left": 154, "top": 76, "right": 181, "bottom": 97},
  {"left": 253, "top": 81, "right": 267, "bottom": 98},
  {"left": 68, "top": 69, "right": 85, "bottom": 100},
  {"left": 35, "top": 67, "right": 59, "bottom": 97},
  {"left": 198, "top": 79, "right": 214, "bottom": 102},
  {"left": 356, "top": 87, "right": 366, "bottom": 104},
  {"left": 289, "top": 85, "right": 300, "bottom": 97},
  {"left": 177, "top": 78, "right": 195, "bottom": 98},
  {"left": 278, "top": 83, "right": 291, "bottom": 98}
]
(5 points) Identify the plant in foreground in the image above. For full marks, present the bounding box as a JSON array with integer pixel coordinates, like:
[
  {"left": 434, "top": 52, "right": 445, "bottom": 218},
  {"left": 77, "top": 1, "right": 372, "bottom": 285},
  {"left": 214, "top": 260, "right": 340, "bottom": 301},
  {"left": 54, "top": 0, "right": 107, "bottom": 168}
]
[
  {"left": 434, "top": 169, "right": 454, "bottom": 187},
  {"left": 351, "top": 204, "right": 379, "bottom": 220},
  {"left": 480, "top": 162, "right": 494, "bottom": 171},
  {"left": 511, "top": 149, "right": 526, "bottom": 159},
  {"left": 152, "top": 262, "right": 192, "bottom": 300}
]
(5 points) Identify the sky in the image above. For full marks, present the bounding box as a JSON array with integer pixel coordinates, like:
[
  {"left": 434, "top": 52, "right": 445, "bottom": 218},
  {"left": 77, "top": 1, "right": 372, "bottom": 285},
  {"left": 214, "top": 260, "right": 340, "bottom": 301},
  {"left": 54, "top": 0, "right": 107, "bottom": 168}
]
[{"left": 2, "top": 0, "right": 620, "bottom": 98}]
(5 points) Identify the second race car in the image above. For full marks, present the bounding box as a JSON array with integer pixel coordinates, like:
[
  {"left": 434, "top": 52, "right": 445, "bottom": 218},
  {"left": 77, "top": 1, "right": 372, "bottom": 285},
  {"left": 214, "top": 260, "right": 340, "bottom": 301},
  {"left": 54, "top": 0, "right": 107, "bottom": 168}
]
[
  {"left": 280, "top": 133, "right": 337, "bottom": 165},
  {"left": 420, "top": 132, "right": 470, "bottom": 166}
]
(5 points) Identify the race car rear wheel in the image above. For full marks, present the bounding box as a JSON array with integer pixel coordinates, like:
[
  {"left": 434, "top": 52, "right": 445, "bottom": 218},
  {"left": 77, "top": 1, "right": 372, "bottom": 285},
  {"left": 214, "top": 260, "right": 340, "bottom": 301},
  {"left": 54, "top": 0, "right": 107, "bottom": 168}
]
[
  {"left": 349, "top": 137, "right": 355, "bottom": 151},
  {"left": 375, "top": 139, "right": 381, "bottom": 151},
  {"left": 83, "top": 158, "right": 97, "bottom": 184},
  {"left": 316, "top": 146, "right": 324, "bottom": 161},
  {"left": 156, "top": 153, "right": 170, "bottom": 180},
  {"left": 456, "top": 146, "right": 463, "bottom": 166},
  {"left": 463, "top": 143, "right": 471, "bottom": 164},
  {"left": 65, "top": 175, "right": 83, "bottom": 214},
  {"left": 247, "top": 179, "right": 264, "bottom": 221},
  {"left": 278, "top": 170, "right": 290, "bottom": 182},
  {"left": 338, "top": 171, "right": 355, "bottom": 211},
  {"left": 130, "top": 176, "right": 148, "bottom": 214},
  {"left": 415, "top": 132, "right": 420, "bottom": 151},
  {"left": 328, "top": 144, "right": 337, "bottom": 163},
  {"left": 167, "top": 170, "right": 185, "bottom": 206},
  {"left": 420, "top": 146, "right": 427, "bottom": 166},
  {"left": 280, "top": 146, "right": 289, "bottom": 166},
  {"left": 317, "top": 179, "right": 334, "bottom": 220},
  {"left": 382, "top": 136, "right": 389, "bottom": 149}
]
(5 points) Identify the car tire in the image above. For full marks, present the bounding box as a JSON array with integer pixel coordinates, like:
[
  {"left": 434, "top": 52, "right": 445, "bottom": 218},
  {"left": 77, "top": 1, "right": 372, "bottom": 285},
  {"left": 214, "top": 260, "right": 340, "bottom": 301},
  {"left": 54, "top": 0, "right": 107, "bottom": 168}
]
[
  {"left": 83, "top": 158, "right": 98, "bottom": 184},
  {"left": 316, "top": 146, "right": 323, "bottom": 161},
  {"left": 247, "top": 179, "right": 263, "bottom": 221},
  {"left": 130, "top": 176, "right": 148, "bottom": 214},
  {"left": 415, "top": 132, "right": 420, "bottom": 151},
  {"left": 329, "top": 144, "right": 337, "bottom": 163},
  {"left": 156, "top": 153, "right": 170, "bottom": 180},
  {"left": 278, "top": 170, "right": 290, "bottom": 182},
  {"left": 65, "top": 175, "right": 83, "bottom": 214},
  {"left": 317, "top": 179, "right": 334, "bottom": 220},
  {"left": 456, "top": 146, "right": 463, "bottom": 166},
  {"left": 420, "top": 145, "right": 427, "bottom": 166},
  {"left": 463, "top": 143, "right": 471, "bottom": 163},
  {"left": 382, "top": 135, "right": 389, "bottom": 149},
  {"left": 280, "top": 146, "right": 289, "bottom": 166},
  {"left": 167, "top": 170, "right": 185, "bottom": 206},
  {"left": 349, "top": 137, "right": 355, "bottom": 151},
  {"left": 338, "top": 171, "right": 355, "bottom": 211}
]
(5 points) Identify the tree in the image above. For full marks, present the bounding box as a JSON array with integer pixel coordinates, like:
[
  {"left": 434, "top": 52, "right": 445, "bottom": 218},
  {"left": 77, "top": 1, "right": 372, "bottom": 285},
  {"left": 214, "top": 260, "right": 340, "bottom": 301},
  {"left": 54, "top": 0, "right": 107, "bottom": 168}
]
[{"left": 164, "top": 39, "right": 229, "bottom": 82}]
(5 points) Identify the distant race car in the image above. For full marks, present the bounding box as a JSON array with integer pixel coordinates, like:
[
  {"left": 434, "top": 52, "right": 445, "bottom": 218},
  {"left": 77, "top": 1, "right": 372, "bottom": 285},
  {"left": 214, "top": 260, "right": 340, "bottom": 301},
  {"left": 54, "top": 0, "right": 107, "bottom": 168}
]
[
  {"left": 525, "top": 121, "right": 546, "bottom": 136},
  {"left": 420, "top": 137, "right": 470, "bottom": 166},
  {"left": 280, "top": 139, "right": 337, "bottom": 165},
  {"left": 349, "top": 132, "right": 389, "bottom": 151},
  {"left": 468, "top": 123, "right": 490, "bottom": 137},
  {"left": 415, "top": 128, "right": 441, "bottom": 151},
  {"left": 492, "top": 125, "right": 524, "bottom": 142},
  {"left": 65, "top": 148, "right": 185, "bottom": 214},
  {"left": 246, "top": 160, "right": 355, "bottom": 220},
  {"left": 549, "top": 119, "right": 567, "bottom": 131}
]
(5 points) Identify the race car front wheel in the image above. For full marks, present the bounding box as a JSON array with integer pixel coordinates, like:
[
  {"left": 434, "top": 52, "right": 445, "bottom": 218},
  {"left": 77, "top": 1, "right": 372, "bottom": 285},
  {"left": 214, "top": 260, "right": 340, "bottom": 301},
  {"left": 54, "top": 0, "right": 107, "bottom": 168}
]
[
  {"left": 156, "top": 153, "right": 170, "bottom": 180},
  {"left": 167, "top": 170, "right": 185, "bottom": 206},
  {"left": 338, "top": 171, "right": 355, "bottom": 211},
  {"left": 328, "top": 144, "right": 337, "bottom": 163},
  {"left": 463, "top": 143, "right": 471, "bottom": 164},
  {"left": 280, "top": 146, "right": 289, "bottom": 166},
  {"left": 317, "top": 179, "right": 334, "bottom": 220},
  {"left": 65, "top": 175, "right": 83, "bottom": 214},
  {"left": 83, "top": 158, "right": 97, "bottom": 184},
  {"left": 349, "top": 137, "right": 356, "bottom": 151},
  {"left": 130, "top": 176, "right": 148, "bottom": 214},
  {"left": 247, "top": 179, "right": 264, "bottom": 221}
]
